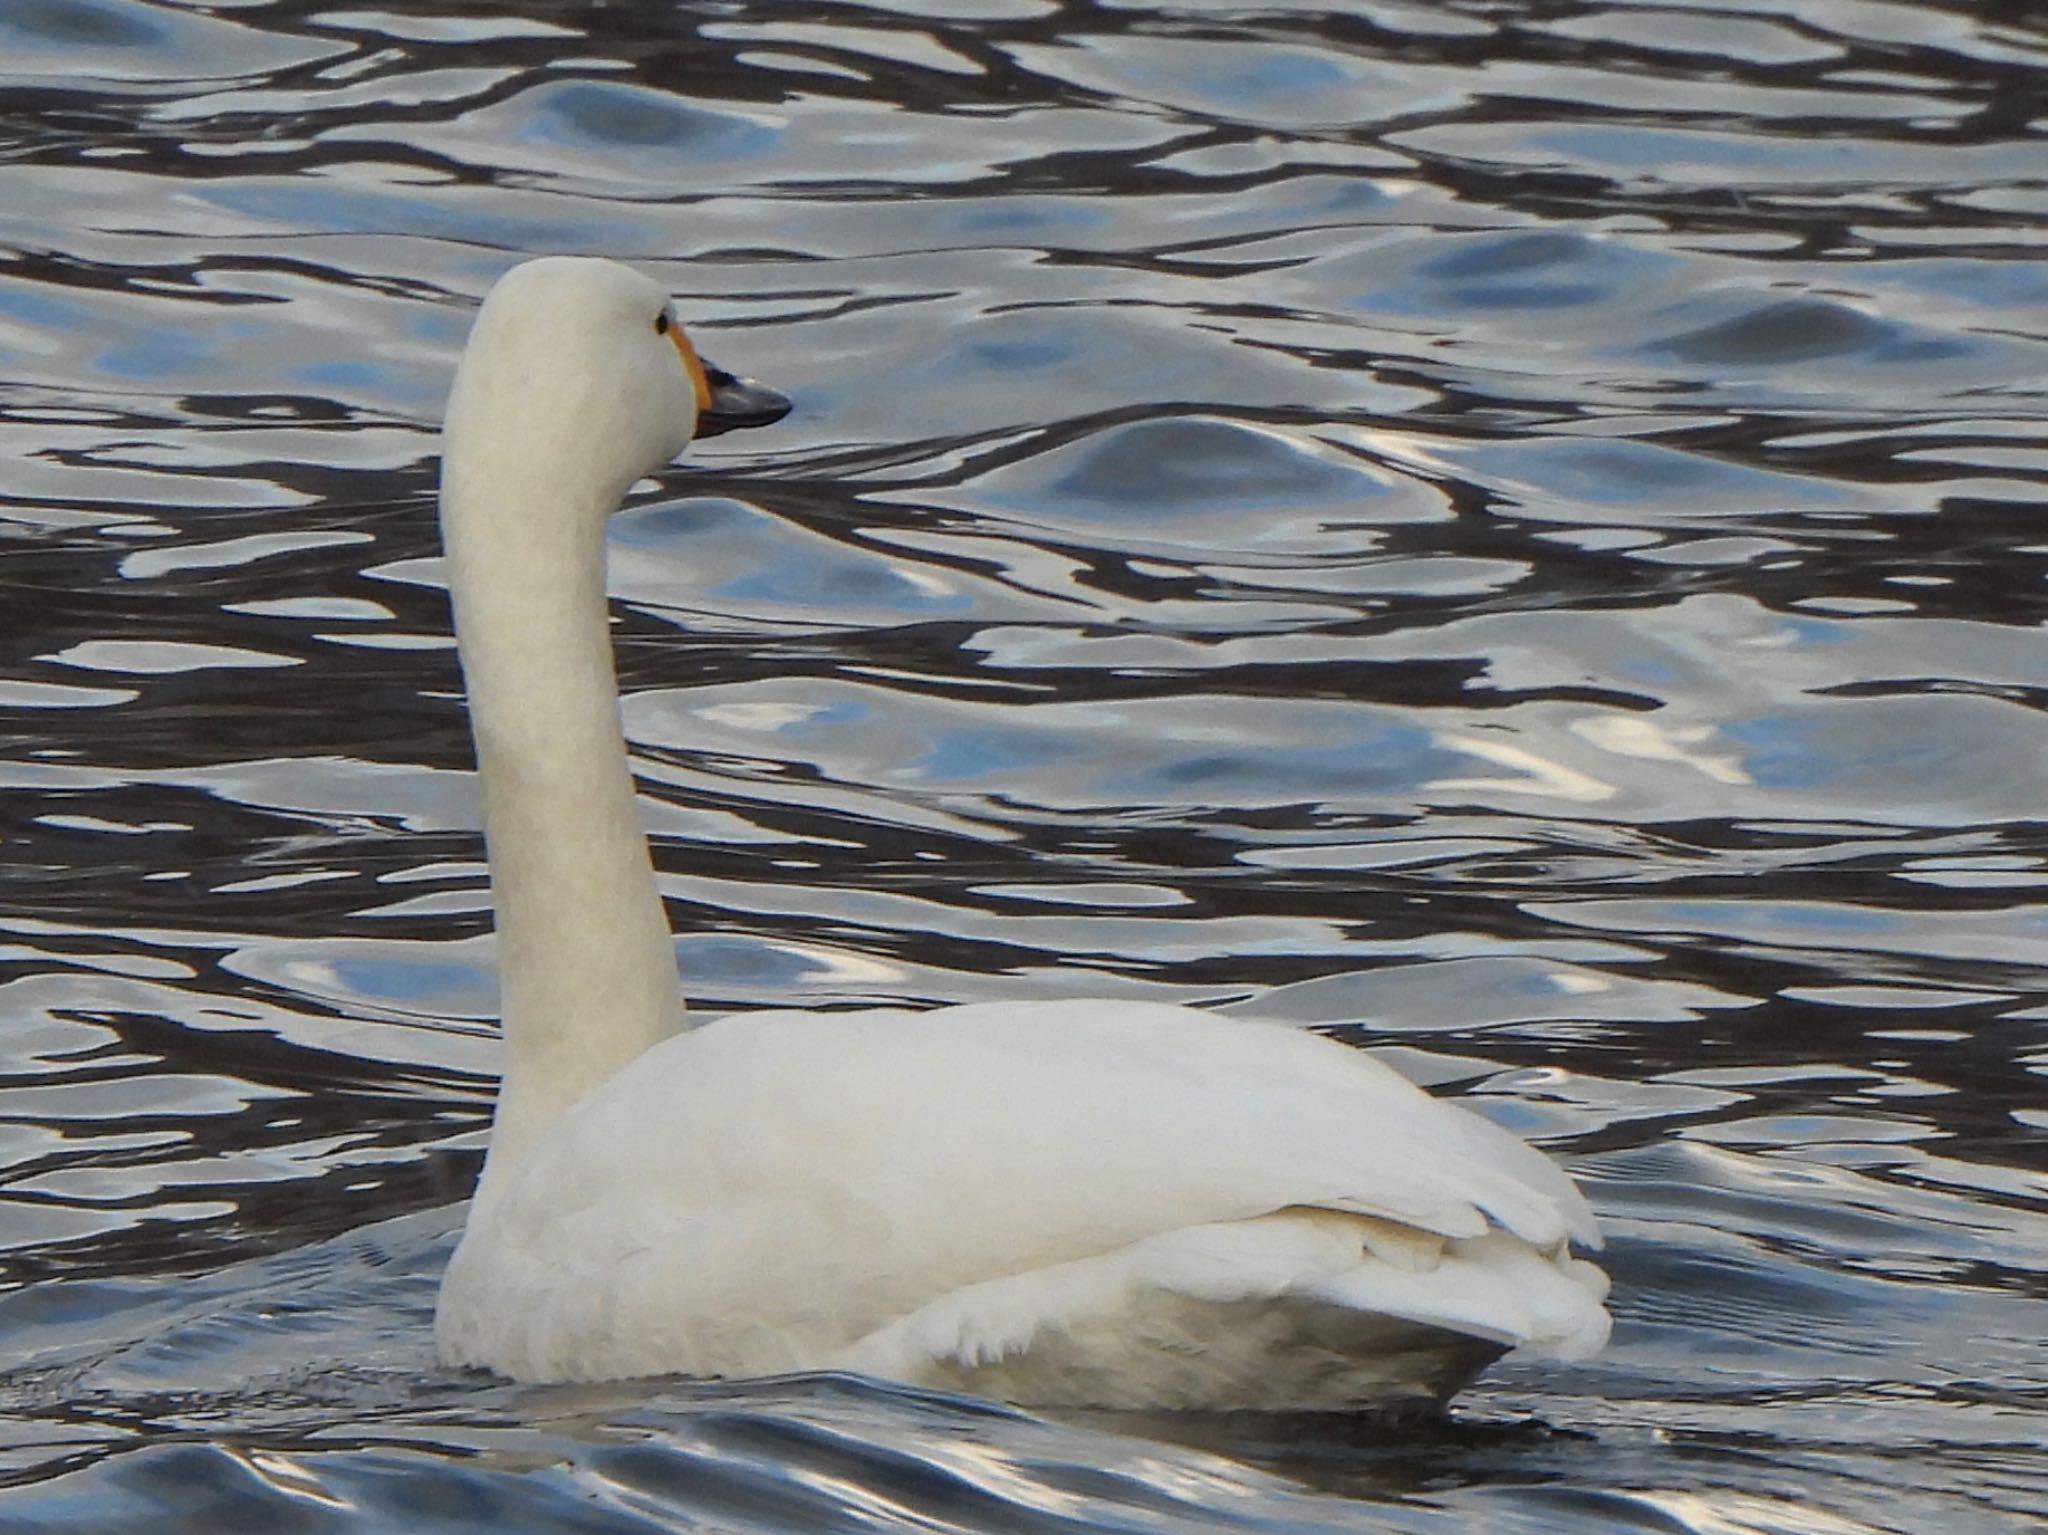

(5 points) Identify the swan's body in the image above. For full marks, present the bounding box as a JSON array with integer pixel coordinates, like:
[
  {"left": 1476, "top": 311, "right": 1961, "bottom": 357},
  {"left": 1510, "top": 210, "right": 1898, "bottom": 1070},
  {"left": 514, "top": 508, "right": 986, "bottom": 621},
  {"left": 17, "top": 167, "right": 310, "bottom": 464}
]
[{"left": 433, "top": 257, "right": 1609, "bottom": 1410}]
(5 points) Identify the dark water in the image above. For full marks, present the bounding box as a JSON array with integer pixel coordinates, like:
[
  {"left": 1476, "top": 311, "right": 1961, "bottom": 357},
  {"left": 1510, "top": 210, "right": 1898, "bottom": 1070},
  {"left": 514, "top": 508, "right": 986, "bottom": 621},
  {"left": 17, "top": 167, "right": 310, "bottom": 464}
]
[{"left": 2, "top": 0, "right": 2045, "bottom": 1529}]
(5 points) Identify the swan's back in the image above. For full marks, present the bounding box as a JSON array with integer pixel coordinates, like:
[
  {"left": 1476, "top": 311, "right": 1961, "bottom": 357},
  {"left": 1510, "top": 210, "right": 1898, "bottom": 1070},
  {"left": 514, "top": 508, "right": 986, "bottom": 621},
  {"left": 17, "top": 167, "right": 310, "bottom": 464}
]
[{"left": 438, "top": 1000, "right": 1608, "bottom": 1407}]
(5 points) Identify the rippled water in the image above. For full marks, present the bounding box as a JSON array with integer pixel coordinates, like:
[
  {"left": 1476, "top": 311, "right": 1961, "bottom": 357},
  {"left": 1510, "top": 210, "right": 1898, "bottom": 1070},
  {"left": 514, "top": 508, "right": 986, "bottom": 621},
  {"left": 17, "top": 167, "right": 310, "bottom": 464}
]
[{"left": 2, "top": 0, "right": 2045, "bottom": 1529}]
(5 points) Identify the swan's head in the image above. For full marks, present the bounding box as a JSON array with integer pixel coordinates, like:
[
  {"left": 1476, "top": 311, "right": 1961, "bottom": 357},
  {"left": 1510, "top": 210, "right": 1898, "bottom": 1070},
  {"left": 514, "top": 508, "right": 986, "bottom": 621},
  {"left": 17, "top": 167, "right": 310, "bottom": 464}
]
[{"left": 443, "top": 256, "right": 788, "bottom": 513}]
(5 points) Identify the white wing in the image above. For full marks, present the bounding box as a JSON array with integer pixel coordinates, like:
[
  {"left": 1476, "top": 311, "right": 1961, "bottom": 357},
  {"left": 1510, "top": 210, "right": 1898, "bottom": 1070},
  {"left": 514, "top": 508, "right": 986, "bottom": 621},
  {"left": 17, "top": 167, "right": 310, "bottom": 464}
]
[{"left": 439, "top": 1000, "right": 1606, "bottom": 1396}]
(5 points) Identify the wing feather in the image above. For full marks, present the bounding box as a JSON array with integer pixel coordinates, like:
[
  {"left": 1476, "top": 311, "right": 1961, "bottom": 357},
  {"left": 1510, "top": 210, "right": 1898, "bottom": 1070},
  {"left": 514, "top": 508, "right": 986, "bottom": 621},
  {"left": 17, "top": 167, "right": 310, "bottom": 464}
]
[{"left": 458, "top": 999, "right": 1603, "bottom": 1381}]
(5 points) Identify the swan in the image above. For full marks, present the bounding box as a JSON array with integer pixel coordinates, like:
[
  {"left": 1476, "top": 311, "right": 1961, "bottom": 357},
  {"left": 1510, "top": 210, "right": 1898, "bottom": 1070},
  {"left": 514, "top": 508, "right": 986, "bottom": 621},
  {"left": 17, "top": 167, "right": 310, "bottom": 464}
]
[{"left": 432, "top": 256, "right": 1610, "bottom": 1411}]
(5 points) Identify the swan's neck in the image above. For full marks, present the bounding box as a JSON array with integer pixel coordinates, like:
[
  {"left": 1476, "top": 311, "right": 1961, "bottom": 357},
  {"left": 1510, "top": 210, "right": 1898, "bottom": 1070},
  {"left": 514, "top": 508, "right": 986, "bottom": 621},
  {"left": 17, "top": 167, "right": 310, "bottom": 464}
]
[{"left": 441, "top": 453, "right": 682, "bottom": 1174}]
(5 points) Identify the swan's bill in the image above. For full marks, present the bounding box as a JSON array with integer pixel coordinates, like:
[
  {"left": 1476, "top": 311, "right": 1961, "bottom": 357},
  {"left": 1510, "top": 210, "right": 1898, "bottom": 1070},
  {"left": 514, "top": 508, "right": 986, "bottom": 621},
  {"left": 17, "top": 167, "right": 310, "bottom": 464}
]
[
  {"left": 696, "top": 362, "right": 791, "bottom": 437},
  {"left": 656, "top": 304, "right": 788, "bottom": 437}
]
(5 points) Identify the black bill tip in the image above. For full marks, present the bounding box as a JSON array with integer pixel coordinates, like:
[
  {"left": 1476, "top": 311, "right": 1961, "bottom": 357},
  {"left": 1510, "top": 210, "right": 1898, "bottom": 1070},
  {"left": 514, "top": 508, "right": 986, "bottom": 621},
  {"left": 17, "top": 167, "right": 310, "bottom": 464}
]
[{"left": 696, "top": 361, "right": 791, "bottom": 438}]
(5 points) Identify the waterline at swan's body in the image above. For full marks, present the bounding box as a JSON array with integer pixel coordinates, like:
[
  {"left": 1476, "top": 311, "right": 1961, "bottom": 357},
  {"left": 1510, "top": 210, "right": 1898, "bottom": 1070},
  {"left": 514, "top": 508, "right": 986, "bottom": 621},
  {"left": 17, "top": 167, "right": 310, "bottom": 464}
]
[{"left": 431, "top": 256, "right": 1610, "bottom": 1410}]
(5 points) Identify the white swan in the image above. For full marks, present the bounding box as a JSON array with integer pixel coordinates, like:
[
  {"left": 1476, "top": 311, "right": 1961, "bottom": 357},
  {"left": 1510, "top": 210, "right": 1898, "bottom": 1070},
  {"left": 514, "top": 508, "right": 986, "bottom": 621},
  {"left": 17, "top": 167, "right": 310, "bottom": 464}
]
[{"left": 432, "top": 256, "right": 1610, "bottom": 1411}]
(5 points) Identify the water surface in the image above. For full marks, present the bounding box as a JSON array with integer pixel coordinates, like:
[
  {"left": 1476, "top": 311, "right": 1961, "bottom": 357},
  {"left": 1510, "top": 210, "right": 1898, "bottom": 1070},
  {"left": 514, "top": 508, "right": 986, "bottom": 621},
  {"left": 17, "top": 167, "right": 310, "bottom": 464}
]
[{"left": 1, "top": 1, "right": 2044, "bottom": 1531}]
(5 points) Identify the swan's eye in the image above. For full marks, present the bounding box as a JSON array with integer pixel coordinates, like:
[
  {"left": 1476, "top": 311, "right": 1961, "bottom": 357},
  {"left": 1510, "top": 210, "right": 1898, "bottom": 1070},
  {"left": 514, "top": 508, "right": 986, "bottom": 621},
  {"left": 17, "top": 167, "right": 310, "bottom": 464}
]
[{"left": 654, "top": 312, "right": 671, "bottom": 336}]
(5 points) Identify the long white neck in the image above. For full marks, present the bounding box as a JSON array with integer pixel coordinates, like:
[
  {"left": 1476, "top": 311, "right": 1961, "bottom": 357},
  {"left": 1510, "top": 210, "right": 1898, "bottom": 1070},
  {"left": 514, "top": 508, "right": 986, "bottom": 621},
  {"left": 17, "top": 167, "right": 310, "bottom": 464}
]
[{"left": 441, "top": 447, "right": 683, "bottom": 1177}]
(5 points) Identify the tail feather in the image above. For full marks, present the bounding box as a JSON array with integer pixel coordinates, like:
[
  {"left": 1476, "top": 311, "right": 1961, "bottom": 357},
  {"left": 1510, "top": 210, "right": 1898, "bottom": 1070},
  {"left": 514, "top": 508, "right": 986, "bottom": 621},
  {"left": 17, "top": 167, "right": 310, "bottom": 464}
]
[
  {"left": 839, "top": 1209, "right": 1609, "bottom": 1410},
  {"left": 1304, "top": 1228, "right": 1611, "bottom": 1359}
]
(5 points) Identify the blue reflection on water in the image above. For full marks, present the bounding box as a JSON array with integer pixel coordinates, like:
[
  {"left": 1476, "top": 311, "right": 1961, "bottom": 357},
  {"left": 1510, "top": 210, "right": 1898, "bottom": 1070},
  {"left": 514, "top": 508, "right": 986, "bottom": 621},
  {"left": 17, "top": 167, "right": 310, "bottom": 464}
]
[{"left": 521, "top": 79, "right": 783, "bottom": 162}]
